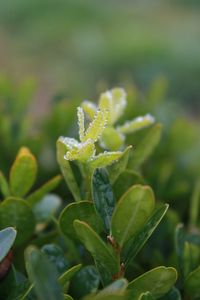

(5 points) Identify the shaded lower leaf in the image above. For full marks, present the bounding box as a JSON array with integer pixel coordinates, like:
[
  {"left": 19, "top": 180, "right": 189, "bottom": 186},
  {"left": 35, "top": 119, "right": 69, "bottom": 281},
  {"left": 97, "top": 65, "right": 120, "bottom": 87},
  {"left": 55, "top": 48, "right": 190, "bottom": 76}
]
[
  {"left": 185, "top": 266, "right": 200, "bottom": 300},
  {"left": 73, "top": 221, "right": 119, "bottom": 278},
  {"left": 92, "top": 168, "right": 115, "bottom": 232},
  {"left": 41, "top": 244, "right": 69, "bottom": 275},
  {"left": 69, "top": 265, "right": 100, "bottom": 299},
  {"left": 159, "top": 287, "right": 181, "bottom": 300},
  {"left": 122, "top": 204, "right": 169, "bottom": 266},
  {"left": 58, "top": 264, "right": 82, "bottom": 287},
  {"left": 107, "top": 146, "right": 132, "bottom": 184},
  {"left": 128, "top": 267, "right": 177, "bottom": 299},
  {"left": 25, "top": 246, "right": 64, "bottom": 300},
  {"left": 129, "top": 123, "right": 162, "bottom": 168},
  {"left": 59, "top": 201, "right": 103, "bottom": 240},
  {"left": 0, "top": 198, "right": 35, "bottom": 246},
  {"left": 139, "top": 292, "right": 155, "bottom": 300}
]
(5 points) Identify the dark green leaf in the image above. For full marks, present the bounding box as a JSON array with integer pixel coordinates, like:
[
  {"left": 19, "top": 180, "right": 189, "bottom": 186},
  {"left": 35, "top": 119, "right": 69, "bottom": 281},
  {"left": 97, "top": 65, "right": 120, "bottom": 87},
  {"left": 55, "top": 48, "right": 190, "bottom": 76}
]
[
  {"left": 92, "top": 168, "right": 115, "bottom": 232},
  {"left": 159, "top": 287, "right": 181, "bottom": 300},
  {"left": 0, "top": 198, "right": 35, "bottom": 246},
  {"left": 69, "top": 266, "right": 100, "bottom": 299},
  {"left": 0, "top": 171, "right": 10, "bottom": 197},
  {"left": 138, "top": 292, "right": 155, "bottom": 300},
  {"left": 25, "top": 246, "right": 64, "bottom": 300},
  {"left": 122, "top": 204, "right": 169, "bottom": 266},
  {"left": 73, "top": 220, "right": 119, "bottom": 278},
  {"left": 41, "top": 244, "right": 69, "bottom": 275},
  {"left": 185, "top": 266, "right": 200, "bottom": 300}
]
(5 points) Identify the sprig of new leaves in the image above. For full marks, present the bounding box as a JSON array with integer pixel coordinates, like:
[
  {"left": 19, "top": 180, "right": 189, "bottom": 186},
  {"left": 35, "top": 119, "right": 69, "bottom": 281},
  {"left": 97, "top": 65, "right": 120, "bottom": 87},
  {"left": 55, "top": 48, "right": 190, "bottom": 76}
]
[{"left": 82, "top": 88, "right": 155, "bottom": 150}]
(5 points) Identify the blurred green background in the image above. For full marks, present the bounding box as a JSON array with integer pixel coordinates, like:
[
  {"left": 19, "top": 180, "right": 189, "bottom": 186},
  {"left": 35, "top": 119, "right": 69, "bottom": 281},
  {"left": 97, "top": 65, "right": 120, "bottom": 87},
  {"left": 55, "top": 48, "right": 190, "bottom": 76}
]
[{"left": 0, "top": 0, "right": 200, "bottom": 114}]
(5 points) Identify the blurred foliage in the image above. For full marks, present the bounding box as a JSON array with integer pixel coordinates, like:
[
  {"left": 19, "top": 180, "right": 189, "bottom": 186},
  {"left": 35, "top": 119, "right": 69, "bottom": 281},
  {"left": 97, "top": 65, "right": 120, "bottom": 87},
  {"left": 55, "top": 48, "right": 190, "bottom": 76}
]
[{"left": 0, "top": 0, "right": 200, "bottom": 113}]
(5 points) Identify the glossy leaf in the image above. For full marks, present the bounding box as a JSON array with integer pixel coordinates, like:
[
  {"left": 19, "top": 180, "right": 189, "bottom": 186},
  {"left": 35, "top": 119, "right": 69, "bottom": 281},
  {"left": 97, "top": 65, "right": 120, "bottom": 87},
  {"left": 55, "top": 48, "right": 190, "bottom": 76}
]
[
  {"left": 9, "top": 147, "right": 37, "bottom": 197},
  {"left": 122, "top": 204, "right": 169, "bottom": 266},
  {"left": 25, "top": 246, "right": 64, "bottom": 300},
  {"left": 0, "top": 198, "right": 35, "bottom": 246},
  {"left": 185, "top": 266, "right": 200, "bottom": 299},
  {"left": 69, "top": 265, "right": 100, "bottom": 299},
  {"left": 129, "top": 124, "right": 162, "bottom": 168},
  {"left": 59, "top": 201, "right": 103, "bottom": 240},
  {"left": 111, "top": 185, "right": 155, "bottom": 247},
  {"left": 92, "top": 168, "right": 115, "bottom": 232},
  {"left": 128, "top": 267, "right": 177, "bottom": 299},
  {"left": 73, "top": 221, "right": 119, "bottom": 277},
  {"left": 0, "top": 227, "right": 16, "bottom": 262},
  {"left": 58, "top": 264, "right": 82, "bottom": 287},
  {"left": 57, "top": 138, "right": 81, "bottom": 201},
  {"left": 41, "top": 244, "right": 69, "bottom": 275},
  {"left": 27, "top": 175, "right": 62, "bottom": 206},
  {"left": 107, "top": 146, "right": 132, "bottom": 184}
]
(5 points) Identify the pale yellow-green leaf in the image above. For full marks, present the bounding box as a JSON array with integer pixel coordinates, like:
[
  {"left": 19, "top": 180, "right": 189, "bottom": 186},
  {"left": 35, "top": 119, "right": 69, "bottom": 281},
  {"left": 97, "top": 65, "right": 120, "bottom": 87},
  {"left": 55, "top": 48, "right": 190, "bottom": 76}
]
[
  {"left": 117, "top": 114, "right": 155, "bottom": 135},
  {"left": 65, "top": 139, "right": 95, "bottom": 162},
  {"left": 77, "top": 107, "right": 85, "bottom": 142},
  {"left": 89, "top": 152, "right": 122, "bottom": 170},
  {"left": 100, "top": 127, "right": 125, "bottom": 151},
  {"left": 83, "top": 110, "right": 108, "bottom": 142},
  {"left": 81, "top": 100, "right": 97, "bottom": 120}
]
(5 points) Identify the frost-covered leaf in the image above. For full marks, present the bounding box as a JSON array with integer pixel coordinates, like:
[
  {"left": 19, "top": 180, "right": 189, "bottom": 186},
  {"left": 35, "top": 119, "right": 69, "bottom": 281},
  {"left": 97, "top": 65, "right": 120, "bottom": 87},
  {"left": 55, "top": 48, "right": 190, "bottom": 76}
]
[
  {"left": 65, "top": 139, "right": 95, "bottom": 162},
  {"left": 117, "top": 114, "right": 155, "bottom": 135},
  {"left": 89, "top": 152, "right": 122, "bottom": 170},
  {"left": 77, "top": 107, "right": 85, "bottom": 142},
  {"left": 83, "top": 109, "right": 108, "bottom": 142},
  {"left": 99, "top": 88, "right": 127, "bottom": 125},
  {"left": 100, "top": 127, "right": 125, "bottom": 151},
  {"left": 81, "top": 100, "right": 97, "bottom": 120}
]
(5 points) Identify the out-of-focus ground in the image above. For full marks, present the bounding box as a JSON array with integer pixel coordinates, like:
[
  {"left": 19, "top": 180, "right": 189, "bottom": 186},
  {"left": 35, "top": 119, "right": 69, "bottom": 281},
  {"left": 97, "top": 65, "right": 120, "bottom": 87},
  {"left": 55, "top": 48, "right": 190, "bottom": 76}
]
[{"left": 0, "top": 0, "right": 200, "bottom": 116}]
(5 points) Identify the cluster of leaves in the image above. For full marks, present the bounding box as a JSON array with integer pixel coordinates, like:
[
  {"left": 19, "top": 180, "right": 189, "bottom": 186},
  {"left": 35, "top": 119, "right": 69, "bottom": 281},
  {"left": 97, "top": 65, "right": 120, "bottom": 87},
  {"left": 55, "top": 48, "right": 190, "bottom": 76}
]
[{"left": 0, "top": 87, "right": 200, "bottom": 300}]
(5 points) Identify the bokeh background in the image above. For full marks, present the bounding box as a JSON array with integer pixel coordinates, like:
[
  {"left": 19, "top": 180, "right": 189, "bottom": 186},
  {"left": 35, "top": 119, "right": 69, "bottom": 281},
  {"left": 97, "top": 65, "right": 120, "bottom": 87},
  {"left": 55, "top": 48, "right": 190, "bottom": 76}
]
[{"left": 0, "top": 0, "right": 200, "bottom": 115}]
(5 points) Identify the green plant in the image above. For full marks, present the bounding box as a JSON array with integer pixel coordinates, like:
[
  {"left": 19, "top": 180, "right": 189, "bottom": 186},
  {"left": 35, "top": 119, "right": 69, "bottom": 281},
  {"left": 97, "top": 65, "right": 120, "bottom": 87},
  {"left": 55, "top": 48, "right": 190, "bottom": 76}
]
[{"left": 1, "top": 87, "right": 200, "bottom": 300}]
